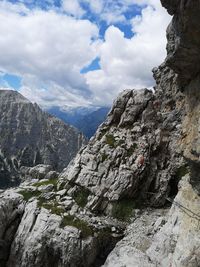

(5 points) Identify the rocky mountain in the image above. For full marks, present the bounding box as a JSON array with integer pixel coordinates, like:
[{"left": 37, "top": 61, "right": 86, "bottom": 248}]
[
  {"left": 48, "top": 106, "right": 110, "bottom": 139},
  {"left": 0, "top": 90, "right": 86, "bottom": 188},
  {"left": 0, "top": 0, "right": 200, "bottom": 266}
]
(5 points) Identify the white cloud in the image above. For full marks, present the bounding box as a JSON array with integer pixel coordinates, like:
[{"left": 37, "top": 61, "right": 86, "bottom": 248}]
[
  {"left": 0, "top": 1, "right": 100, "bottom": 107},
  {"left": 85, "top": 1, "right": 171, "bottom": 106},
  {"left": 85, "top": 0, "right": 104, "bottom": 14},
  {"left": 62, "top": 0, "right": 85, "bottom": 18},
  {"left": 0, "top": 0, "right": 170, "bottom": 108},
  {"left": 19, "top": 82, "right": 91, "bottom": 108}
]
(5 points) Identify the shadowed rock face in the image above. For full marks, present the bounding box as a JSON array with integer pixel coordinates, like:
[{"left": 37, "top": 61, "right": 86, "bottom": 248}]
[
  {"left": 161, "top": 0, "right": 200, "bottom": 193},
  {"left": 161, "top": 0, "right": 200, "bottom": 87},
  {"left": 0, "top": 90, "right": 87, "bottom": 188}
]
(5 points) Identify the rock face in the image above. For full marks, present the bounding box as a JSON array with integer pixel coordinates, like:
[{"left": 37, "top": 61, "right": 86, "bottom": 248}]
[
  {"left": 59, "top": 70, "right": 185, "bottom": 212},
  {"left": 0, "top": 179, "right": 124, "bottom": 267},
  {"left": 0, "top": 0, "right": 200, "bottom": 266},
  {"left": 104, "top": 175, "right": 200, "bottom": 267},
  {"left": 162, "top": 0, "right": 200, "bottom": 87},
  {"left": 0, "top": 90, "right": 86, "bottom": 188},
  {"left": 0, "top": 191, "right": 24, "bottom": 266},
  {"left": 161, "top": 0, "right": 200, "bottom": 194}
]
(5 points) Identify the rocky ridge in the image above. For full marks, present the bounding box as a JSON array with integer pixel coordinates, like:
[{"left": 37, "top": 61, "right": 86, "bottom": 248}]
[
  {"left": 0, "top": 90, "right": 86, "bottom": 188},
  {"left": 0, "top": 0, "right": 200, "bottom": 266},
  {"left": 58, "top": 65, "right": 185, "bottom": 213},
  {"left": 0, "top": 178, "right": 125, "bottom": 267}
]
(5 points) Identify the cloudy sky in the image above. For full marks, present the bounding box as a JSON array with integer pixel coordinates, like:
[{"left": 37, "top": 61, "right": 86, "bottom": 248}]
[{"left": 0, "top": 0, "right": 170, "bottom": 109}]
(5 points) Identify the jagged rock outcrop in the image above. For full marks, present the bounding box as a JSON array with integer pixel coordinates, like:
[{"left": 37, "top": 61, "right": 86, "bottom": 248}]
[
  {"left": 103, "top": 175, "right": 200, "bottom": 267},
  {"left": 162, "top": 0, "right": 200, "bottom": 87},
  {"left": 0, "top": 90, "right": 86, "bottom": 188},
  {"left": 102, "top": 0, "right": 200, "bottom": 265},
  {"left": 59, "top": 69, "right": 185, "bottom": 213},
  {"left": 0, "top": 191, "right": 24, "bottom": 266},
  {"left": 161, "top": 0, "right": 200, "bottom": 194},
  {"left": 0, "top": 179, "right": 124, "bottom": 267},
  {"left": 0, "top": 0, "right": 200, "bottom": 266}
]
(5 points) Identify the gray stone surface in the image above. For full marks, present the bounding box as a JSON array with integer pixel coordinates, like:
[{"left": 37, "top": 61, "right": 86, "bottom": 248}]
[
  {"left": 0, "top": 179, "right": 124, "bottom": 267},
  {"left": 0, "top": 90, "right": 87, "bottom": 188},
  {"left": 104, "top": 176, "right": 200, "bottom": 267},
  {"left": 59, "top": 79, "right": 185, "bottom": 212},
  {"left": 161, "top": 0, "right": 200, "bottom": 87},
  {"left": 0, "top": 190, "right": 24, "bottom": 266},
  {"left": 0, "top": 1, "right": 200, "bottom": 266}
]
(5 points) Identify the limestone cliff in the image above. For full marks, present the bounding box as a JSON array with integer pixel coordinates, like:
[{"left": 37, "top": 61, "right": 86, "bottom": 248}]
[
  {"left": 0, "top": 0, "right": 200, "bottom": 266},
  {"left": 58, "top": 65, "right": 185, "bottom": 213},
  {"left": 0, "top": 90, "right": 86, "bottom": 188}
]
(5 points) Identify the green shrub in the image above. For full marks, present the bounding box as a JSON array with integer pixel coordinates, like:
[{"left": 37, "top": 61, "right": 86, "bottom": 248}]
[
  {"left": 101, "top": 152, "right": 108, "bottom": 162},
  {"left": 176, "top": 166, "right": 189, "bottom": 179},
  {"left": 18, "top": 190, "right": 41, "bottom": 201},
  {"left": 37, "top": 199, "right": 65, "bottom": 215},
  {"left": 111, "top": 198, "right": 135, "bottom": 221},
  {"left": 105, "top": 134, "right": 116, "bottom": 148},
  {"left": 60, "top": 215, "right": 94, "bottom": 238},
  {"left": 73, "top": 187, "right": 90, "bottom": 208},
  {"left": 97, "top": 227, "right": 112, "bottom": 240}
]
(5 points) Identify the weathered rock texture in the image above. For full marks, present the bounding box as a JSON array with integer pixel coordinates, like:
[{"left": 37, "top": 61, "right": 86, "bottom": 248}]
[
  {"left": 162, "top": 0, "right": 200, "bottom": 87},
  {"left": 0, "top": 90, "right": 86, "bottom": 188},
  {"left": 0, "top": 179, "right": 124, "bottom": 267},
  {"left": 0, "top": 0, "right": 200, "bottom": 266},
  {"left": 59, "top": 67, "right": 185, "bottom": 213},
  {"left": 104, "top": 175, "right": 200, "bottom": 267},
  {"left": 161, "top": 0, "right": 200, "bottom": 194},
  {"left": 0, "top": 191, "right": 24, "bottom": 266}
]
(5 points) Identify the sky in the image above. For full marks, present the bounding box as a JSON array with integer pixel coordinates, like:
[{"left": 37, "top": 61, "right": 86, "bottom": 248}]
[{"left": 0, "top": 0, "right": 171, "bottom": 109}]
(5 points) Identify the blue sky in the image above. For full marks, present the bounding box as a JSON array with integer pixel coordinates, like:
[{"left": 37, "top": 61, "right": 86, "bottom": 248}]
[{"left": 0, "top": 0, "right": 170, "bottom": 108}]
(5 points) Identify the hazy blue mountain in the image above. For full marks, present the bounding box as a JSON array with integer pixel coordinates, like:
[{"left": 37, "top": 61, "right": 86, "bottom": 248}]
[{"left": 47, "top": 106, "right": 110, "bottom": 138}]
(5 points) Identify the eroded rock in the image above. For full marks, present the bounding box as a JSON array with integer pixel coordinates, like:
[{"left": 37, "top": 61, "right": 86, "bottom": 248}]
[{"left": 59, "top": 81, "right": 185, "bottom": 212}]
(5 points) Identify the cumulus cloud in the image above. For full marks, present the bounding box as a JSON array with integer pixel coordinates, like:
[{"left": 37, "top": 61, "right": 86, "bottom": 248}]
[
  {"left": 0, "top": 1, "right": 100, "bottom": 107},
  {"left": 62, "top": 0, "right": 85, "bottom": 18},
  {"left": 81, "top": 0, "right": 138, "bottom": 24},
  {"left": 85, "top": 0, "right": 171, "bottom": 105},
  {"left": 19, "top": 82, "right": 91, "bottom": 108},
  {"left": 0, "top": 0, "right": 170, "bottom": 108}
]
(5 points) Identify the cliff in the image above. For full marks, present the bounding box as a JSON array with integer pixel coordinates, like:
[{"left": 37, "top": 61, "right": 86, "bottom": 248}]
[
  {"left": 0, "top": 0, "right": 199, "bottom": 266},
  {"left": 0, "top": 90, "right": 86, "bottom": 188}
]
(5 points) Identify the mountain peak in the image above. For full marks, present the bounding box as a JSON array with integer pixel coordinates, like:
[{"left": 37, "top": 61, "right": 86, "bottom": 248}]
[{"left": 0, "top": 89, "right": 30, "bottom": 104}]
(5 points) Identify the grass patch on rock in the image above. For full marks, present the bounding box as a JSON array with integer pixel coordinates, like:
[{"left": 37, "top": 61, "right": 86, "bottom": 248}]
[
  {"left": 101, "top": 152, "right": 108, "bottom": 162},
  {"left": 175, "top": 165, "right": 189, "bottom": 179},
  {"left": 97, "top": 227, "right": 112, "bottom": 240},
  {"left": 37, "top": 198, "right": 65, "bottom": 215},
  {"left": 18, "top": 190, "right": 41, "bottom": 201},
  {"left": 60, "top": 215, "right": 94, "bottom": 238},
  {"left": 111, "top": 198, "right": 135, "bottom": 221},
  {"left": 105, "top": 134, "right": 116, "bottom": 148},
  {"left": 73, "top": 187, "right": 90, "bottom": 208}
]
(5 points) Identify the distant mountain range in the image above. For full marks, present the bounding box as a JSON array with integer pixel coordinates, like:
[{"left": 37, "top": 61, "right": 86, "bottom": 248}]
[{"left": 47, "top": 106, "right": 110, "bottom": 139}]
